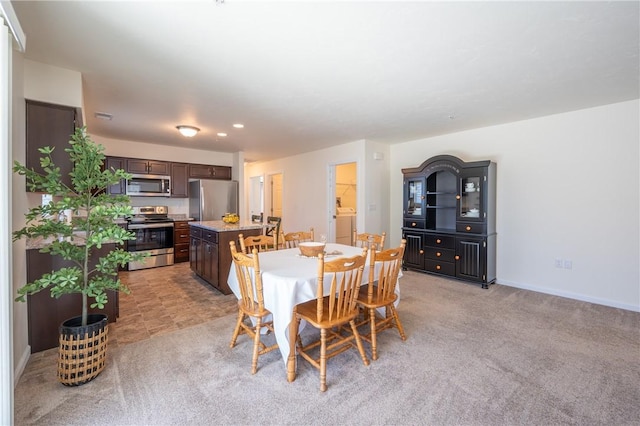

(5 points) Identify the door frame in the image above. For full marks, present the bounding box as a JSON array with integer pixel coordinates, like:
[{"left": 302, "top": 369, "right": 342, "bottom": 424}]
[{"left": 328, "top": 160, "right": 358, "bottom": 244}]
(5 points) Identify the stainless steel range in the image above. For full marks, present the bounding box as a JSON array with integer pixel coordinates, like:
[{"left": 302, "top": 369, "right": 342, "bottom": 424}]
[{"left": 126, "top": 206, "right": 174, "bottom": 271}]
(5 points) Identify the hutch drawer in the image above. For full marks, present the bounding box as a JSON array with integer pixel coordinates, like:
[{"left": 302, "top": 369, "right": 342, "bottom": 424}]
[
  {"left": 403, "top": 219, "right": 425, "bottom": 229},
  {"left": 423, "top": 247, "right": 455, "bottom": 262},
  {"left": 424, "top": 259, "right": 455, "bottom": 277},
  {"left": 456, "top": 222, "right": 486, "bottom": 235},
  {"left": 423, "top": 234, "right": 455, "bottom": 249}
]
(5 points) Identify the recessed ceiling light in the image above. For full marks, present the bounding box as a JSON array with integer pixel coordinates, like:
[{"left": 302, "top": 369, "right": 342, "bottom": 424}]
[
  {"left": 232, "top": 123, "right": 244, "bottom": 129},
  {"left": 94, "top": 112, "right": 113, "bottom": 120},
  {"left": 176, "top": 125, "right": 200, "bottom": 137},
  {"left": 217, "top": 132, "right": 227, "bottom": 137}
]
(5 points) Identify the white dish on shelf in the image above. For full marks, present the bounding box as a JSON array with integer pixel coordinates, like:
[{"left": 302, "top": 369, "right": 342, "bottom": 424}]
[{"left": 465, "top": 188, "right": 476, "bottom": 192}]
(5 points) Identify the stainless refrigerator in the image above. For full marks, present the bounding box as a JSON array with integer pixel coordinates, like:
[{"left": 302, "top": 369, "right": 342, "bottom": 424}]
[{"left": 189, "top": 180, "right": 239, "bottom": 221}]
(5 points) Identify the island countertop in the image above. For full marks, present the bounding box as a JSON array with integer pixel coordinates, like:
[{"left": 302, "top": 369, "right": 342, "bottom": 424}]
[{"left": 188, "top": 220, "right": 272, "bottom": 232}]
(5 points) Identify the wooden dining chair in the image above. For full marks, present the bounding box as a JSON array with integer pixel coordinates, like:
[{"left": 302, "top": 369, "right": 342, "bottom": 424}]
[
  {"left": 283, "top": 228, "right": 314, "bottom": 248},
  {"left": 228, "top": 241, "right": 278, "bottom": 374},
  {"left": 356, "top": 239, "right": 406, "bottom": 360},
  {"left": 265, "top": 216, "right": 282, "bottom": 249},
  {"left": 238, "top": 233, "right": 276, "bottom": 253},
  {"left": 353, "top": 230, "right": 386, "bottom": 251},
  {"left": 251, "top": 214, "right": 263, "bottom": 223},
  {"left": 292, "top": 250, "right": 370, "bottom": 391}
]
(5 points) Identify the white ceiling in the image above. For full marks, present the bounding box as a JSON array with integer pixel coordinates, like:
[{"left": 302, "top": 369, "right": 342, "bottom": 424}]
[{"left": 11, "top": 1, "right": 639, "bottom": 162}]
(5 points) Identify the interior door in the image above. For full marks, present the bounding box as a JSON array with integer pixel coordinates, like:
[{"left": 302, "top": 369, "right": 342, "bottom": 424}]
[{"left": 270, "top": 173, "right": 283, "bottom": 218}]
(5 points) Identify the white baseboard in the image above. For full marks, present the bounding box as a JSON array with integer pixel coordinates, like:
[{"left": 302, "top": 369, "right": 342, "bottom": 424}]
[
  {"left": 496, "top": 279, "right": 640, "bottom": 313},
  {"left": 13, "top": 345, "right": 30, "bottom": 386}
]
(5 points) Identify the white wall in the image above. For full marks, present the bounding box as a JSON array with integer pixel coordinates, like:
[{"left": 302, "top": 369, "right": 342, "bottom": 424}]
[
  {"left": 247, "top": 140, "right": 374, "bottom": 238},
  {"left": 10, "top": 48, "right": 28, "bottom": 381},
  {"left": 23, "top": 59, "right": 82, "bottom": 107},
  {"left": 389, "top": 100, "right": 640, "bottom": 311},
  {"left": 362, "top": 141, "right": 391, "bottom": 239}
]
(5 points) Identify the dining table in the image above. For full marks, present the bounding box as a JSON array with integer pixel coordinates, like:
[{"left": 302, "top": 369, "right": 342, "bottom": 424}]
[{"left": 226, "top": 242, "right": 401, "bottom": 382}]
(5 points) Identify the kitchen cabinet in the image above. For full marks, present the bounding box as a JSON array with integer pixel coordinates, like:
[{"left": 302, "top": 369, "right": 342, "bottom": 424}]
[
  {"left": 126, "top": 158, "right": 170, "bottom": 175},
  {"left": 190, "top": 227, "right": 202, "bottom": 276},
  {"left": 202, "top": 231, "right": 218, "bottom": 285},
  {"left": 174, "top": 220, "right": 191, "bottom": 263},
  {"left": 26, "top": 100, "right": 82, "bottom": 190},
  {"left": 105, "top": 156, "right": 127, "bottom": 195},
  {"left": 105, "top": 156, "right": 230, "bottom": 197},
  {"left": 26, "top": 245, "right": 119, "bottom": 352},
  {"left": 170, "top": 162, "right": 189, "bottom": 198},
  {"left": 402, "top": 155, "right": 496, "bottom": 288},
  {"left": 189, "top": 223, "right": 262, "bottom": 294},
  {"left": 189, "top": 164, "right": 232, "bottom": 180}
]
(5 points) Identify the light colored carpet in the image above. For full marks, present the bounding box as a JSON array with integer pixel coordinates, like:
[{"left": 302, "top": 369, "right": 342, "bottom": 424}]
[{"left": 14, "top": 270, "right": 640, "bottom": 425}]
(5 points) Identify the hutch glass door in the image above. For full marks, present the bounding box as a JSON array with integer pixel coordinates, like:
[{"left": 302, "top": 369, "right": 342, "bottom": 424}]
[
  {"left": 405, "top": 177, "right": 425, "bottom": 218},
  {"left": 460, "top": 172, "right": 483, "bottom": 219}
]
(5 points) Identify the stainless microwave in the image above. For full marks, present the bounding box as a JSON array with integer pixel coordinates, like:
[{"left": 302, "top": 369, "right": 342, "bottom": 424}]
[{"left": 126, "top": 174, "right": 171, "bottom": 197}]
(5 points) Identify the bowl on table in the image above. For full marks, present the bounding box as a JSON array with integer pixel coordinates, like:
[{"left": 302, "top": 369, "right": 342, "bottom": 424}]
[{"left": 298, "top": 242, "right": 326, "bottom": 257}]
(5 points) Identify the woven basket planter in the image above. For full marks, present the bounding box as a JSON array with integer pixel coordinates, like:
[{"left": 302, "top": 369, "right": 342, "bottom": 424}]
[{"left": 57, "top": 314, "right": 109, "bottom": 386}]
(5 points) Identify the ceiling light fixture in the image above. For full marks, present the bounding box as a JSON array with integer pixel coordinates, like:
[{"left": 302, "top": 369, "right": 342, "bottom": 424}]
[
  {"left": 232, "top": 123, "right": 244, "bottom": 129},
  {"left": 176, "top": 125, "right": 200, "bottom": 137},
  {"left": 217, "top": 132, "right": 227, "bottom": 137}
]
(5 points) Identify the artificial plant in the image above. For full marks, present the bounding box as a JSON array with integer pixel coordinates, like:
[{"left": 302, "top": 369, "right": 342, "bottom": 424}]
[{"left": 13, "top": 126, "right": 144, "bottom": 326}]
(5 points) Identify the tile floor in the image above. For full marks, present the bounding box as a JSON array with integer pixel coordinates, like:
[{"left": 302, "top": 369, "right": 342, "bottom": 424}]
[
  {"left": 25, "top": 262, "right": 238, "bottom": 365},
  {"left": 110, "top": 262, "right": 238, "bottom": 347}
]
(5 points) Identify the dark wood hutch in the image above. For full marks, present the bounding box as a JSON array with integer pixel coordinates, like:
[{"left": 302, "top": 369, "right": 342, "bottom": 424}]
[{"left": 402, "top": 155, "right": 497, "bottom": 288}]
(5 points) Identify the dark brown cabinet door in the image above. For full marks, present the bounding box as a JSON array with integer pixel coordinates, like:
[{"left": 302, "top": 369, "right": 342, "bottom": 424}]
[
  {"left": 171, "top": 163, "right": 189, "bottom": 198},
  {"left": 190, "top": 236, "right": 202, "bottom": 274},
  {"left": 202, "top": 241, "right": 217, "bottom": 284},
  {"left": 148, "top": 161, "right": 170, "bottom": 175},
  {"left": 105, "top": 156, "right": 127, "bottom": 195},
  {"left": 126, "top": 159, "right": 150, "bottom": 174},
  {"left": 26, "top": 100, "right": 80, "bottom": 190},
  {"left": 211, "top": 165, "right": 232, "bottom": 180},
  {"left": 455, "top": 237, "right": 485, "bottom": 282},
  {"left": 26, "top": 245, "right": 119, "bottom": 352},
  {"left": 402, "top": 232, "right": 424, "bottom": 270}
]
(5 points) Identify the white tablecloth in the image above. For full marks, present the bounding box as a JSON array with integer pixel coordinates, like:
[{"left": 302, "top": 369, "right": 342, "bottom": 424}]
[{"left": 227, "top": 243, "right": 401, "bottom": 368}]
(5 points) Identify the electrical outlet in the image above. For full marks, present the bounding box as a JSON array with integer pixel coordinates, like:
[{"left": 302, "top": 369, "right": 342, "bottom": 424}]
[
  {"left": 564, "top": 260, "right": 572, "bottom": 270},
  {"left": 554, "top": 258, "right": 563, "bottom": 268}
]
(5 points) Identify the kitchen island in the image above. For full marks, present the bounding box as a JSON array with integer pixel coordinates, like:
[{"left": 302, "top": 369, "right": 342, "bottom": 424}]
[{"left": 189, "top": 221, "right": 271, "bottom": 294}]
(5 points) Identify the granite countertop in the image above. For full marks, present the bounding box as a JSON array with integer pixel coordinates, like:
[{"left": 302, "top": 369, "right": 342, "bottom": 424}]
[{"left": 189, "top": 220, "right": 272, "bottom": 232}]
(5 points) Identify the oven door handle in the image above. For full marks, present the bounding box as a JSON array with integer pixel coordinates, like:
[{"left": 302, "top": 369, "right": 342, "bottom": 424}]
[{"left": 128, "top": 222, "right": 174, "bottom": 230}]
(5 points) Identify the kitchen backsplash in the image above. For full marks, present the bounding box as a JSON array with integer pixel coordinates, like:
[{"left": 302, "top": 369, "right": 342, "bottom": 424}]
[{"left": 129, "top": 197, "right": 188, "bottom": 216}]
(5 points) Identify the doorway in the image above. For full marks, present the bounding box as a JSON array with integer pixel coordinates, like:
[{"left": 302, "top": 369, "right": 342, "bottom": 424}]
[{"left": 333, "top": 162, "right": 357, "bottom": 244}]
